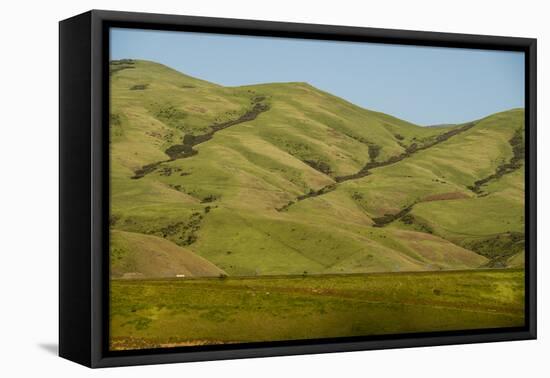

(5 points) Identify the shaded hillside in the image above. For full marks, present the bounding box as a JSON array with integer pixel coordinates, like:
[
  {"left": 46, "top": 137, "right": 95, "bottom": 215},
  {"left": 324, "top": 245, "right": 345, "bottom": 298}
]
[
  {"left": 111, "top": 230, "right": 225, "bottom": 278},
  {"left": 109, "top": 59, "right": 525, "bottom": 276}
]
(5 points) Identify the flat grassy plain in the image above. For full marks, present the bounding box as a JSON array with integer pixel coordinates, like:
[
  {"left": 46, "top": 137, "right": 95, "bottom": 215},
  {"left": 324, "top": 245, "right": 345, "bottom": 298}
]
[{"left": 110, "top": 269, "right": 524, "bottom": 350}]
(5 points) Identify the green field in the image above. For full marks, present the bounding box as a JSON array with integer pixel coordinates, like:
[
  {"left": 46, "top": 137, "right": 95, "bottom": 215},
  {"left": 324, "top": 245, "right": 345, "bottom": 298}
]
[
  {"left": 109, "top": 59, "right": 526, "bottom": 350},
  {"left": 110, "top": 270, "right": 524, "bottom": 350}
]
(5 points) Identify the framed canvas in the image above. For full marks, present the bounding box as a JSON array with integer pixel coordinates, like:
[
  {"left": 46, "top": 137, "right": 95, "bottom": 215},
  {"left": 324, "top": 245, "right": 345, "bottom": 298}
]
[{"left": 59, "top": 10, "right": 537, "bottom": 368}]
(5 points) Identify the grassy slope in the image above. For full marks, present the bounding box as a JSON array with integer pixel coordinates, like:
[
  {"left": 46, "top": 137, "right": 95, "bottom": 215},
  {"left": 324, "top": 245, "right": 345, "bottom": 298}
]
[
  {"left": 111, "top": 230, "right": 225, "bottom": 278},
  {"left": 110, "top": 60, "right": 524, "bottom": 277},
  {"left": 110, "top": 270, "right": 524, "bottom": 350},
  {"left": 388, "top": 110, "right": 526, "bottom": 265}
]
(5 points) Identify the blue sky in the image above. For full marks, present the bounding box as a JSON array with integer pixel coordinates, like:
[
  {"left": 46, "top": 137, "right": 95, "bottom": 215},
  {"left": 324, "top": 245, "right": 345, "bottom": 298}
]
[{"left": 111, "top": 28, "right": 524, "bottom": 126}]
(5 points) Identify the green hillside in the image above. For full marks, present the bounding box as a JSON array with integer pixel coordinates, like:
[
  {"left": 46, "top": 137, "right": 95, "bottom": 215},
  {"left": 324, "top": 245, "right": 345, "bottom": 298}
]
[
  {"left": 109, "top": 59, "right": 525, "bottom": 277},
  {"left": 111, "top": 230, "right": 225, "bottom": 278}
]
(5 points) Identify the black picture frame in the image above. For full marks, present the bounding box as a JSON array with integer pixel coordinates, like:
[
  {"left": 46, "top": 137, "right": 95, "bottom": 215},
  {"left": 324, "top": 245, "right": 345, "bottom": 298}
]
[{"left": 59, "top": 9, "right": 537, "bottom": 368}]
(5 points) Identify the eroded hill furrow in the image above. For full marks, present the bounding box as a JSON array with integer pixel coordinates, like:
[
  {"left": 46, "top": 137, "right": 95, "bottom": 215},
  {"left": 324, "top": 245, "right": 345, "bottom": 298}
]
[
  {"left": 467, "top": 128, "right": 525, "bottom": 195},
  {"left": 277, "top": 122, "right": 476, "bottom": 211},
  {"left": 371, "top": 195, "right": 525, "bottom": 266},
  {"left": 335, "top": 122, "right": 476, "bottom": 182},
  {"left": 372, "top": 204, "right": 415, "bottom": 227},
  {"left": 132, "top": 100, "right": 270, "bottom": 179}
]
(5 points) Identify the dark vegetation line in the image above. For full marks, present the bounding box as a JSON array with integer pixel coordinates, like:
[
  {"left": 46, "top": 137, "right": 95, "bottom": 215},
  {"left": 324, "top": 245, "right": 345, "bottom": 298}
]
[
  {"left": 303, "top": 160, "right": 333, "bottom": 175},
  {"left": 342, "top": 132, "right": 383, "bottom": 163},
  {"left": 109, "top": 210, "right": 208, "bottom": 247},
  {"left": 110, "top": 59, "right": 136, "bottom": 75},
  {"left": 471, "top": 232, "right": 524, "bottom": 268},
  {"left": 371, "top": 197, "right": 524, "bottom": 267},
  {"left": 302, "top": 134, "right": 381, "bottom": 177},
  {"left": 277, "top": 122, "right": 476, "bottom": 211},
  {"left": 371, "top": 199, "right": 434, "bottom": 233},
  {"left": 467, "top": 128, "right": 525, "bottom": 195},
  {"left": 335, "top": 122, "right": 476, "bottom": 182},
  {"left": 151, "top": 212, "right": 204, "bottom": 247},
  {"left": 372, "top": 204, "right": 414, "bottom": 227},
  {"left": 367, "top": 127, "right": 524, "bottom": 228},
  {"left": 365, "top": 127, "right": 526, "bottom": 267},
  {"left": 275, "top": 184, "right": 339, "bottom": 212},
  {"left": 370, "top": 193, "right": 469, "bottom": 228},
  {"left": 132, "top": 99, "right": 270, "bottom": 179}
]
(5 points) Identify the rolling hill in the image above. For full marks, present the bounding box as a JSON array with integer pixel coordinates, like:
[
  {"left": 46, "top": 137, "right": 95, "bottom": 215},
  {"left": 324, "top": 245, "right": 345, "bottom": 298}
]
[
  {"left": 109, "top": 59, "right": 525, "bottom": 278},
  {"left": 110, "top": 230, "right": 225, "bottom": 278}
]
